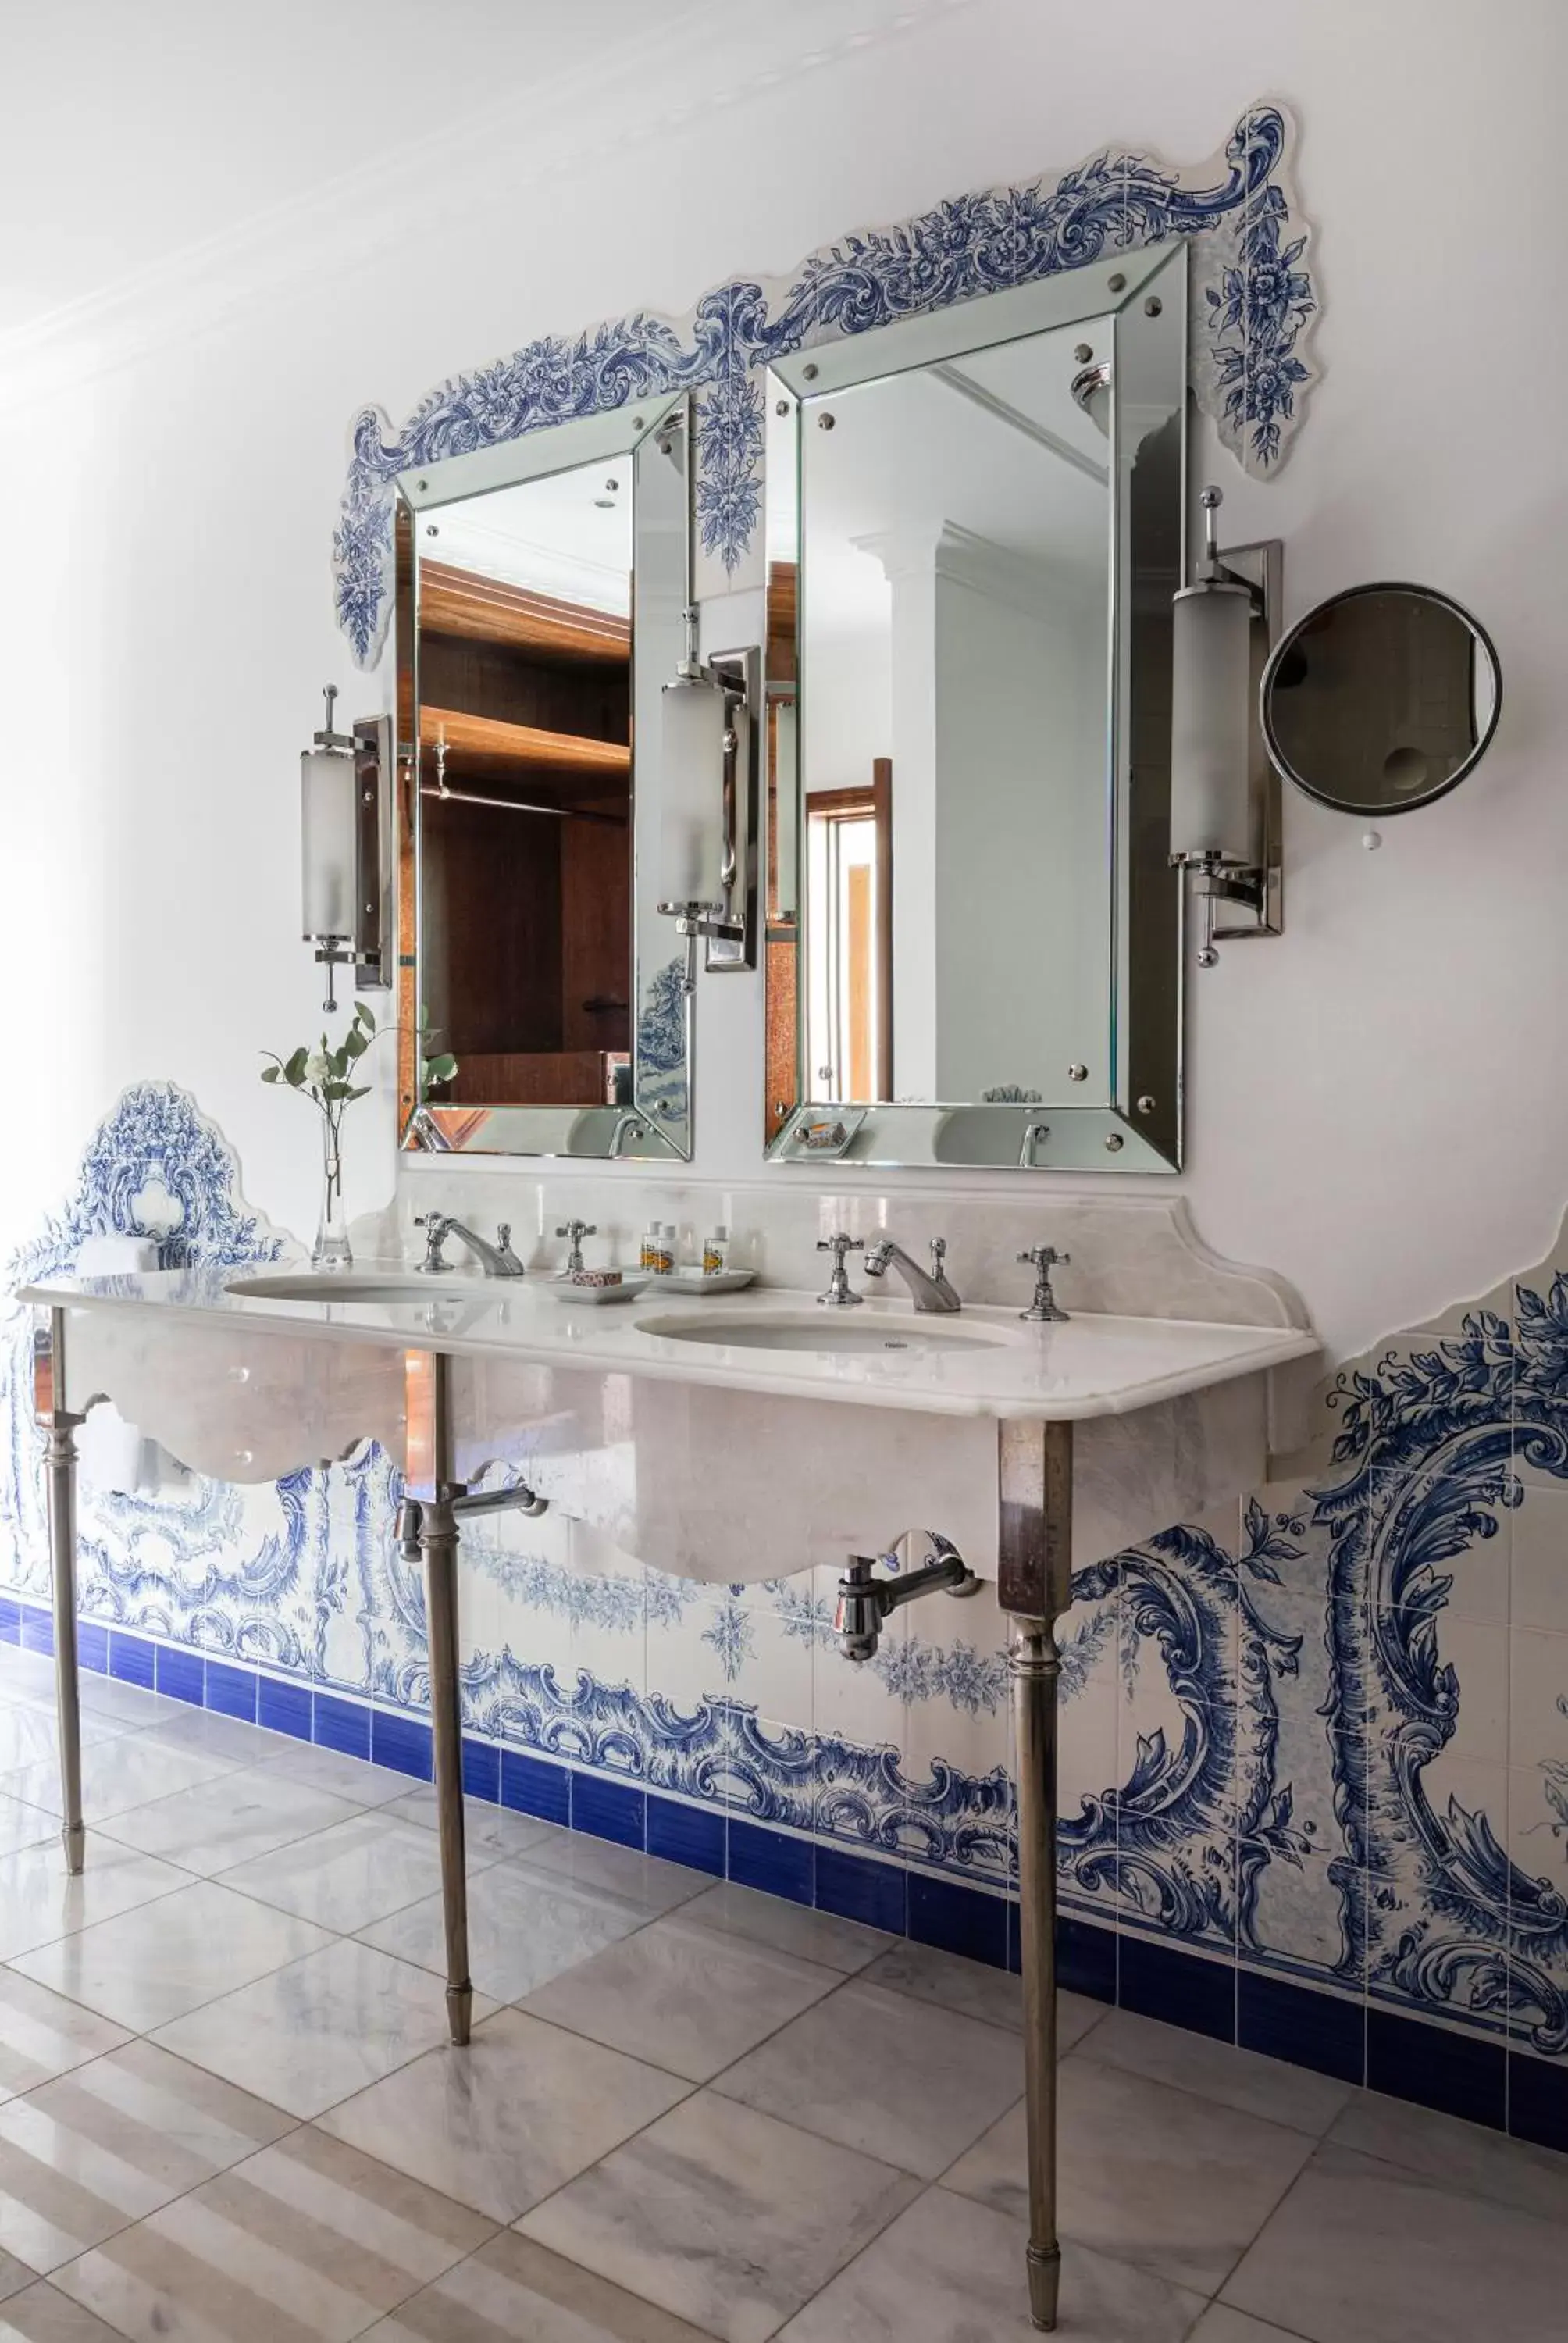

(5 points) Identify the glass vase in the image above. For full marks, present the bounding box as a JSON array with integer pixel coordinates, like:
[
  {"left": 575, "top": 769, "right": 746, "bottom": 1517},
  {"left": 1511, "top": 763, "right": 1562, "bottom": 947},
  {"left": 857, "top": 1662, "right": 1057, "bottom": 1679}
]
[{"left": 312, "top": 1116, "right": 352, "bottom": 1271}]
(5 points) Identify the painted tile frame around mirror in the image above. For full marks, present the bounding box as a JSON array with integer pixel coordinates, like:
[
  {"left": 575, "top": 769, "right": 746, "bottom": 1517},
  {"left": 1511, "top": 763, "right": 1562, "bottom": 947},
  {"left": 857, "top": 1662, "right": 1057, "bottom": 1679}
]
[
  {"left": 393, "top": 393, "right": 695, "bottom": 1160},
  {"left": 764, "top": 242, "right": 1188, "bottom": 1174}
]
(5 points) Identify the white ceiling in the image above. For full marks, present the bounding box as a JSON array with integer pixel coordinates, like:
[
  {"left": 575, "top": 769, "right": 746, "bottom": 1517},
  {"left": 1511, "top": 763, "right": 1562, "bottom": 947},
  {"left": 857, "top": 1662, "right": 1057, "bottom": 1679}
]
[{"left": 1, "top": 0, "right": 720, "bottom": 334}]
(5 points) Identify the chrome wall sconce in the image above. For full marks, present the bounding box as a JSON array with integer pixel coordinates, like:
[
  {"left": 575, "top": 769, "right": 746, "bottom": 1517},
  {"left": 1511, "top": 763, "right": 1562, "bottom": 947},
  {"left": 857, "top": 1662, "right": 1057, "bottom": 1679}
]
[
  {"left": 1170, "top": 487, "right": 1283, "bottom": 967},
  {"left": 299, "top": 686, "right": 392, "bottom": 1011}
]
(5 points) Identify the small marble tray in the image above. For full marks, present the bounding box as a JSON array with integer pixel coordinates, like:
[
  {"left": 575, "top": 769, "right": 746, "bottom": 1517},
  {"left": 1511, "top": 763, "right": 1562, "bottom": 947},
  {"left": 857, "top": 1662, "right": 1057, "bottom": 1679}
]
[
  {"left": 551, "top": 1275, "right": 650, "bottom": 1307},
  {"left": 644, "top": 1268, "right": 756, "bottom": 1295}
]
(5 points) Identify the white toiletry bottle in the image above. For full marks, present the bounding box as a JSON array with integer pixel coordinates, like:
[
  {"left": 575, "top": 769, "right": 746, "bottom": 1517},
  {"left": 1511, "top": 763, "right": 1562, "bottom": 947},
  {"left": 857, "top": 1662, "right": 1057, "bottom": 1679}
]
[
  {"left": 702, "top": 1225, "right": 730, "bottom": 1277},
  {"left": 640, "top": 1221, "right": 661, "bottom": 1273},
  {"left": 654, "top": 1224, "right": 676, "bottom": 1276}
]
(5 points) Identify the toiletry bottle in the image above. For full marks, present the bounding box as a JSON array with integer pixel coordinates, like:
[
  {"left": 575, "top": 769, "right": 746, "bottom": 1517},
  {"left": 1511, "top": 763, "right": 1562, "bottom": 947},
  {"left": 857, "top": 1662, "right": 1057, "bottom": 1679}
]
[
  {"left": 654, "top": 1224, "right": 675, "bottom": 1276},
  {"left": 640, "top": 1220, "right": 660, "bottom": 1273},
  {"left": 702, "top": 1225, "right": 730, "bottom": 1277}
]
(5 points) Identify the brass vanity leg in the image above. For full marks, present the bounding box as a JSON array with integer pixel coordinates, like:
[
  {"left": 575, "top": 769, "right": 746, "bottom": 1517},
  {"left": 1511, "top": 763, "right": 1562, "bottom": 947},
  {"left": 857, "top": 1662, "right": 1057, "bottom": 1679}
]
[
  {"left": 36, "top": 1308, "right": 85, "bottom": 1876},
  {"left": 999, "top": 1418, "right": 1074, "bottom": 2333},
  {"left": 403, "top": 1350, "right": 472, "bottom": 2047},
  {"left": 419, "top": 1494, "right": 472, "bottom": 2046}
]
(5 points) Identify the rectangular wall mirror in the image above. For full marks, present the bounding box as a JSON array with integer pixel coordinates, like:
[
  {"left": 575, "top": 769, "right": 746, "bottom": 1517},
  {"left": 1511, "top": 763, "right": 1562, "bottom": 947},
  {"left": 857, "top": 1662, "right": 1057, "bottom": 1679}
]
[
  {"left": 395, "top": 395, "right": 693, "bottom": 1157},
  {"left": 764, "top": 242, "right": 1188, "bottom": 1172}
]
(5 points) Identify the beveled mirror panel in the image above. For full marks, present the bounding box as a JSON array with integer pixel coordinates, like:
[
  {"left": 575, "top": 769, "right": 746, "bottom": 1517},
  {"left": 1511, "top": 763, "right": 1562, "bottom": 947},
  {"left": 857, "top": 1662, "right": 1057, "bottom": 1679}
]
[
  {"left": 764, "top": 243, "right": 1187, "bottom": 1172},
  {"left": 395, "top": 396, "right": 692, "bottom": 1157}
]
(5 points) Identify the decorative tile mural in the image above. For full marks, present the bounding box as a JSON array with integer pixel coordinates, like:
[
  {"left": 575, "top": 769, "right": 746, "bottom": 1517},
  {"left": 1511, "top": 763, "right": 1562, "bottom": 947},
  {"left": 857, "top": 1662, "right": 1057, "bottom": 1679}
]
[
  {"left": 334, "top": 99, "right": 1317, "bottom": 665},
  {"left": 5, "top": 1085, "right": 1567, "bottom": 2148}
]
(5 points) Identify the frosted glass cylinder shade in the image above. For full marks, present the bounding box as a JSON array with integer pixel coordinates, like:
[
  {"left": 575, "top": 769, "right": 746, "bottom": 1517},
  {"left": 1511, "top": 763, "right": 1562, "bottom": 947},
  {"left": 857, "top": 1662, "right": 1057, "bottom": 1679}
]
[
  {"left": 658, "top": 679, "right": 727, "bottom": 903},
  {"left": 301, "top": 747, "right": 358, "bottom": 940},
  {"left": 1171, "top": 582, "right": 1254, "bottom": 863}
]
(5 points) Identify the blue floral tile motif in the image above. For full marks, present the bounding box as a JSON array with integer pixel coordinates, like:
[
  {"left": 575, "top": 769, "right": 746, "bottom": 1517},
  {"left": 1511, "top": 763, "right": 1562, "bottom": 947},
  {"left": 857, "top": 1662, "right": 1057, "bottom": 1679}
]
[{"left": 333, "top": 102, "right": 1318, "bottom": 667}]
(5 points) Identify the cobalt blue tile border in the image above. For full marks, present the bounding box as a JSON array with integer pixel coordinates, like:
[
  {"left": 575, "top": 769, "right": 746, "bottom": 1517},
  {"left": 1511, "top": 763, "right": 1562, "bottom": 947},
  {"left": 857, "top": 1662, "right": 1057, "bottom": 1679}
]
[
  {"left": 1367, "top": 2006, "right": 1506, "bottom": 2132},
  {"left": 1239, "top": 1968, "right": 1366, "bottom": 2088},
  {"left": 258, "top": 1674, "right": 312, "bottom": 1742},
  {"left": 572, "top": 1772, "right": 646, "bottom": 1851},
  {"left": 501, "top": 1748, "right": 572, "bottom": 1828},
  {"left": 204, "top": 1659, "right": 257, "bottom": 1722},
  {"left": 729, "top": 1817, "right": 814, "bottom": 1907},
  {"left": 911, "top": 1871, "right": 1009, "bottom": 1969},
  {"left": 4, "top": 1598, "right": 1561, "bottom": 2153},
  {"left": 312, "top": 1691, "right": 371, "bottom": 1763},
  {"left": 372, "top": 1710, "right": 434, "bottom": 1782},
  {"left": 817, "top": 1845, "right": 908, "bottom": 1936},
  {"left": 461, "top": 1736, "right": 500, "bottom": 1805},
  {"left": 1120, "top": 1932, "right": 1237, "bottom": 2042},
  {"left": 649, "top": 1796, "right": 726, "bottom": 1878},
  {"left": 1509, "top": 2050, "right": 1568, "bottom": 2154}
]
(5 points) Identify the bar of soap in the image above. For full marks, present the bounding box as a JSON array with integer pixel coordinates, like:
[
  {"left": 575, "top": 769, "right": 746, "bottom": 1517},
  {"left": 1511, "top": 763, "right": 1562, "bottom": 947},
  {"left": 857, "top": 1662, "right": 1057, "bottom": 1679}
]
[{"left": 571, "top": 1268, "right": 622, "bottom": 1288}]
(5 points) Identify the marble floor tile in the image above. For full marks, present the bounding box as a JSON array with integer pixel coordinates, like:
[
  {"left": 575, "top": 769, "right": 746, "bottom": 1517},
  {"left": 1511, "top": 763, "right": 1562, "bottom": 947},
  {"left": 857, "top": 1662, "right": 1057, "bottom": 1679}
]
[
  {"left": 514, "top": 1827, "right": 710, "bottom": 1916},
  {"left": 0, "top": 1654, "right": 65, "bottom": 1706},
  {"left": 73, "top": 1678, "right": 186, "bottom": 1731},
  {"left": 775, "top": 2185, "right": 1206, "bottom": 2343},
  {"left": 216, "top": 1811, "right": 470, "bottom": 1933},
  {"left": 258, "top": 1742, "right": 417, "bottom": 1807},
  {"left": 0, "top": 1802, "right": 65, "bottom": 1860},
  {"left": 0, "top": 1710, "right": 128, "bottom": 1776},
  {"left": 151, "top": 1940, "right": 486, "bottom": 2120},
  {"left": 0, "top": 2250, "right": 35, "bottom": 2306},
  {"left": 52, "top": 2125, "right": 492, "bottom": 2342},
  {"left": 1188, "top": 2311, "right": 1303, "bottom": 2343},
  {"left": 0, "top": 1974, "right": 129, "bottom": 2106},
  {"left": 715, "top": 1978, "right": 1024, "bottom": 2178},
  {"left": 519, "top": 2088, "right": 921, "bottom": 2343},
  {"left": 1082, "top": 2008, "right": 1355, "bottom": 2137},
  {"left": 10, "top": 1880, "right": 333, "bottom": 2032},
  {"left": 103, "top": 1768, "right": 361, "bottom": 1875},
  {"left": 359, "top": 1860, "right": 648, "bottom": 2004},
  {"left": 1328, "top": 2087, "right": 1568, "bottom": 2226},
  {"left": 383, "top": 1786, "right": 558, "bottom": 1856},
  {"left": 139, "top": 1710, "right": 290, "bottom": 1767},
  {"left": 1223, "top": 2143, "right": 1568, "bottom": 2342},
  {"left": 682, "top": 1881, "right": 889, "bottom": 1972},
  {"left": 520, "top": 1911, "right": 840, "bottom": 2082},
  {"left": 362, "top": 2229, "right": 711, "bottom": 2341},
  {"left": 0, "top": 2283, "right": 129, "bottom": 2340},
  {"left": 946, "top": 2055, "right": 1317, "bottom": 2296},
  {"left": 2, "top": 1736, "right": 238, "bottom": 1823},
  {"left": 319, "top": 2007, "right": 688, "bottom": 2224},
  {"left": 0, "top": 2043, "right": 291, "bottom": 2273},
  {"left": 0, "top": 1835, "right": 190, "bottom": 1964}
]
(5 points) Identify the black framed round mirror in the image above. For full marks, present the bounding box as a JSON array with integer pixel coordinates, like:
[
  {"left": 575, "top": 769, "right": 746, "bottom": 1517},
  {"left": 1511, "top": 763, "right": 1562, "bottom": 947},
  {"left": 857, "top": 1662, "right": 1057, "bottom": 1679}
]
[{"left": 1260, "top": 583, "right": 1501, "bottom": 815}]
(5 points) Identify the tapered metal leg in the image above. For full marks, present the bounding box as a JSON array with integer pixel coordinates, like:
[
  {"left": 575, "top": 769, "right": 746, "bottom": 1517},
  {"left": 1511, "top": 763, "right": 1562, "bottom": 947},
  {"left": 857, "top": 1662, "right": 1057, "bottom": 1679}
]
[
  {"left": 45, "top": 1418, "right": 86, "bottom": 1877},
  {"left": 1011, "top": 1615, "right": 1061, "bottom": 2329},
  {"left": 418, "top": 1495, "right": 472, "bottom": 2046},
  {"left": 998, "top": 1417, "right": 1074, "bottom": 2333}
]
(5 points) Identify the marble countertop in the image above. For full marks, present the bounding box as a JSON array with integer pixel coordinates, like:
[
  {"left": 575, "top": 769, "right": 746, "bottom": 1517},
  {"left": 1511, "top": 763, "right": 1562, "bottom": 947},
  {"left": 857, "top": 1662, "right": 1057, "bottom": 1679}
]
[{"left": 22, "top": 1261, "right": 1318, "bottom": 1424}]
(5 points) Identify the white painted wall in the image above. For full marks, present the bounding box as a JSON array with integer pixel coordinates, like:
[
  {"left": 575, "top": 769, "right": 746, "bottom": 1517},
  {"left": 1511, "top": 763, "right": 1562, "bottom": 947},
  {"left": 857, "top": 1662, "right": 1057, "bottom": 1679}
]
[{"left": 9, "top": 0, "right": 1567, "bottom": 1364}]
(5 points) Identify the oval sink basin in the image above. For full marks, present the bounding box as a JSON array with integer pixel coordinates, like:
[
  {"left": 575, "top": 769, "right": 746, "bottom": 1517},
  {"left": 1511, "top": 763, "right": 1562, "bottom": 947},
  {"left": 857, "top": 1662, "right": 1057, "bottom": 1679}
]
[
  {"left": 226, "top": 1272, "right": 479, "bottom": 1305},
  {"left": 634, "top": 1311, "right": 1007, "bottom": 1356}
]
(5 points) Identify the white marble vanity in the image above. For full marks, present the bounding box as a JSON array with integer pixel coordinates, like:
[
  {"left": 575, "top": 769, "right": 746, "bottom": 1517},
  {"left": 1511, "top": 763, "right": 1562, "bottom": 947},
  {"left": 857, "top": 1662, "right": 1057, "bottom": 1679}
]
[{"left": 22, "top": 1193, "right": 1316, "bottom": 2333}]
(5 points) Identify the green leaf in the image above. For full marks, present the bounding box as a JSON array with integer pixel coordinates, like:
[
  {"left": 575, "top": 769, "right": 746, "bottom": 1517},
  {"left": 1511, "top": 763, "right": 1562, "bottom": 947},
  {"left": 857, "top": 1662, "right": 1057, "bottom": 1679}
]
[
  {"left": 347, "top": 1083, "right": 372, "bottom": 1101},
  {"left": 355, "top": 1001, "right": 376, "bottom": 1035},
  {"left": 283, "top": 1046, "right": 309, "bottom": 1086},
  {"left": 321, "top": 1080, "right": 355, "bottom": 1101},
  {"left": 261, "top": 1065, "right": 280, "bottom": 1084},
  {"left": 424, "top": 1053, "right": 458, "bottom": 1084},
  {"left": 343, "top": 1025, "right": 368, "bottom": 1059}
]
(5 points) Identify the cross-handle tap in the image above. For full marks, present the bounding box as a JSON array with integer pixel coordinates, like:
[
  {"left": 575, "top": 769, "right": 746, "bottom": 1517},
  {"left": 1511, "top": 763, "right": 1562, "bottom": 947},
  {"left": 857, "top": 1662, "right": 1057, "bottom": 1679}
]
[
  {"left": 816, "top": 1232, "right": 865, "bottom": 1307},
  {"left": 862, "top": 1234, "right": 961, "bottom": 1314},
  {"left": 414, "top": 1213, "right": 453, "bottom": 1273},
  {"left": 1017, "top": 1244, "right": 1071, "bottom": 1323},
  {"left": 554, "top": 1220, "right": 598, "bottom": 1276},
  {"left": 415, "top": 1213, "right": 524, "bottom": 1277}
]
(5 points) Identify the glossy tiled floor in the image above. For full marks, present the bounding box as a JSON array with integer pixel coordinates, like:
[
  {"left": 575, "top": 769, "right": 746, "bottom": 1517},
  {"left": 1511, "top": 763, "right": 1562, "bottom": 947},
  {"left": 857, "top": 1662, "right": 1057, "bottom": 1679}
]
[{"left": 0, "top": 1644, "right": 1565, "bottom": 2341}]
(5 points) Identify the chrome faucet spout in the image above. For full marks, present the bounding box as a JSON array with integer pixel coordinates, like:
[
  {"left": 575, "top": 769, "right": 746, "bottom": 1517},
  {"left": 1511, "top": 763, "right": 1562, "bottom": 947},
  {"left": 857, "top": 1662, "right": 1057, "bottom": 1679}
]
[
  {"left": 415, "top": 1214, "right": 524, "bottom": 1278},
  {"left": 861, "top": 1236, "right": 961, "bottom": 1314}
]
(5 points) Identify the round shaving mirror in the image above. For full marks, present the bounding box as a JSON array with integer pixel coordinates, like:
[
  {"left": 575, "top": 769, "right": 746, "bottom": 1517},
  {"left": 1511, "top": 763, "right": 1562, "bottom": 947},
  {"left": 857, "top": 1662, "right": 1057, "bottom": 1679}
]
[{"left": 1260, "top": 583, "right": 1501, "bottom": 815}]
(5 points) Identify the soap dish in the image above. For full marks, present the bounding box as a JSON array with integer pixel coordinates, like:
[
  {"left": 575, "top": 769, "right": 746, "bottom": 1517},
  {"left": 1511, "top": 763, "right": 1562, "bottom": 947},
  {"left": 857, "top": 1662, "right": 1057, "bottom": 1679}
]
[
  {"left": 645, "top": 1267, "right": 756, "bottom": 1295},
  {"left": 551, "top": 1275, "right": 650, "bottom": 1307}
]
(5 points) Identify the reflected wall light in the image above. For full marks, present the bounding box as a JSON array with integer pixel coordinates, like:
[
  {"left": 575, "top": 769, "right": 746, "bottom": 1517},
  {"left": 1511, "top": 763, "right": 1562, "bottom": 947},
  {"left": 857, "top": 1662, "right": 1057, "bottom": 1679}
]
[
  {"left": 1169, "top": 487, "right": 1284, "bottom": 966},
  {"left": 299, "top": 685, "right": 392, "bottom": 1011},
  {"left": 654, "top": 408, "right": 759, "bottom": 994}
]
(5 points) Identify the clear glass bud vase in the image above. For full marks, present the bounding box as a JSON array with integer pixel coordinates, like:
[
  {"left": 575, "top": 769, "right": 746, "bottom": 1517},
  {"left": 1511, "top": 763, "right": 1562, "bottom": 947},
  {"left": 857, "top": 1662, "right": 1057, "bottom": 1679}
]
[{"left": 312, "top": 1116, "right": 353, "bottom": 1271}]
